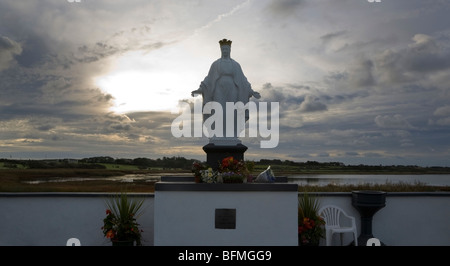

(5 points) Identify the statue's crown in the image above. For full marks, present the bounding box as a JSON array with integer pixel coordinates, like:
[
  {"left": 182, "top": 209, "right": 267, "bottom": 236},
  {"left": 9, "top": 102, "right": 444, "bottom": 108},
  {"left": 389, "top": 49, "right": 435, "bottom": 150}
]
[{"left": 219, "top": 38, "right": 232, "bottom": 46}]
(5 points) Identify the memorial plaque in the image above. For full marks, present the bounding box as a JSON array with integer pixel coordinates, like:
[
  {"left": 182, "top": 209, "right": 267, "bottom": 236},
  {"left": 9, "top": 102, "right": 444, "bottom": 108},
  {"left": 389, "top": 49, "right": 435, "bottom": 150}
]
[{"left": 215, "top": 209, "right": 236, "bottom": 229}]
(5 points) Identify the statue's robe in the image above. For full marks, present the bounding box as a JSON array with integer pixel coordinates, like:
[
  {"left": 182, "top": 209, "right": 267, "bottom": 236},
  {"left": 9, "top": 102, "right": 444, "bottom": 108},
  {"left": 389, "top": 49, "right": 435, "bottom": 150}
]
[{"left": 200, "top": 58, "right": 254, "bottom": 131}]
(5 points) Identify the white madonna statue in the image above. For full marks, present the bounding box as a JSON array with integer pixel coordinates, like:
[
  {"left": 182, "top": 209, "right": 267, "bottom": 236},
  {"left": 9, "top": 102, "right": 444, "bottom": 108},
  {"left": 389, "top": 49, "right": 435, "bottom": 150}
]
[{"left": 191, "top": 39, "right": 260, "bottom": 144}]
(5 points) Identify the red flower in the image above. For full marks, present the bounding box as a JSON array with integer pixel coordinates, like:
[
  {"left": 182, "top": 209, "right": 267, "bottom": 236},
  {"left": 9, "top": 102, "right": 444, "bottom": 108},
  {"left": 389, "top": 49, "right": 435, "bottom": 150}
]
[
  {"left": 222, "top": 156, "right": 234, "bottom": 168},
  {"left": 106, "top": 230, "right": 115, "bottom": 239},
  {"left": 106, "top": 209, "right": 111, "bottom": 215}
]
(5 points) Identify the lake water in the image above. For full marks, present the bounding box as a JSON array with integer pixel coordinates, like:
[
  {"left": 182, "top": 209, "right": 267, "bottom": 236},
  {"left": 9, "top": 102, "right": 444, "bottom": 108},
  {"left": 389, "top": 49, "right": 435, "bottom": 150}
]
[
  {"left": 286, "top": 174, "right": 450, "bottom": 187},
  {"left": 23, "top": 173, "right": 450, "bottom": 187},
  {"left": 22, "top": 173, "right": 163, "bottom": 184}
]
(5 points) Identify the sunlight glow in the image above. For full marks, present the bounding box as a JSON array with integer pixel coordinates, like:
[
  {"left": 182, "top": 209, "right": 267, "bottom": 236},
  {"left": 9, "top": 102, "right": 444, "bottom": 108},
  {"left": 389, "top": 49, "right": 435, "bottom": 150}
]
[
  {"left": 96, "top": 48, "right": 206, "bottom": 114},
  {"left": 97, "top": 70, "right": 182, "bottom": 113}
]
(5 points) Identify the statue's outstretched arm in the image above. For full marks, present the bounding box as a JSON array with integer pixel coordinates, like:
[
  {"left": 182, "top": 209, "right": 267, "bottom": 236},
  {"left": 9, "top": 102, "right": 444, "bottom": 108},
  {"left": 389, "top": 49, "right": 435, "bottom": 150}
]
[
  {"left": 252, "top": 90, "right": 261, "bottom": 99},
  {"left": 247, "top": 85, "right": 261, "bottom": 99},
  {"left": 191, "top": 82, "right": 205, "bottom": 97}
]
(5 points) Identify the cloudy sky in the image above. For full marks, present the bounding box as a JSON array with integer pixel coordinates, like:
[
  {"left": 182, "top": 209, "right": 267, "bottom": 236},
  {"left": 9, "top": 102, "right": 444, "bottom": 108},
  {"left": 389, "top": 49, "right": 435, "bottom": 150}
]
[{"left": 1, "top": 0, "right": 449, "bottom": 166}]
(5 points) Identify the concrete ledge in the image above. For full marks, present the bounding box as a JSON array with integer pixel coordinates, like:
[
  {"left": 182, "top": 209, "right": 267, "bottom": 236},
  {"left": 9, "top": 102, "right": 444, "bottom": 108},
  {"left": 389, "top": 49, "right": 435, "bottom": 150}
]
[
  {"left": 161, "top": 175, "right": 195, "bottom": 182},
  {"left": 0, "top": 192, "right": 154, "bottom": 198},
  {"left": 1, "top": 191, "right": 448, "bottom": 198},
  {"left": 161, "top": 175, "right": 289, "bottom": 183},
  {"left": 386, "top": 192, "right": 450, "bottom": 197},
  {"left": 298, "top": 192, "right": 450, "bottom": 197},
  {"left": 155, "top": 182, "right": 298, "bottom": 192}
]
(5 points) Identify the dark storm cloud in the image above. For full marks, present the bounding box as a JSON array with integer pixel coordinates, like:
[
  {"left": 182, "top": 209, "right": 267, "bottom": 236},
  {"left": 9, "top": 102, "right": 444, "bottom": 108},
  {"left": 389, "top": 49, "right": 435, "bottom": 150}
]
[
  {"left": 0, "top": 35, "right": 22, "bottom": 71},
  {"left": 299, "top": 95, "right": 327, "bottom": 112},
  {"left": 75, "top": 37, "right": 168, "bottom": 64},
  {"left": 345, "top": 151, "right": 359, "bottom": 157},
  {"left": 375, "top": 114, "right": 414, "bottom": 130},
  {"left": 266, "top": 0, "right": 304, "bottom": 16},
  {"left": 0, "top": 103, "right": 56, "bottom": 119},
  {"left": 0, "top": 73, "right": 114, "bottom": 121},
  {"left": 375, "top": 34, "right": 450, "bottom": 85},
  {"left": 320, "top": 31, "right": 347, "bottom": 44},
  {"left": 260, "top": 83, "right": 287, "bottom": 102},
  {"left": 14, "top": 34, "right": 50, "bottom": 68},
  {"left": 350, "top": 57, "right": 376, "bottom": 88},
  {"left": 403, "top": 35, "right": 450, "bottom": 73},
  {"left": 36, "top": 124, "right": 54, "bottom": 132},
  {"left": 430, "top": 105, "right": 450, "bottom": 126},
  {"left": 433, "top": 106, "right": 450, "bottom": 117},
  {"left": 261, "top": 82, "right": 328, "bottom": 113}
]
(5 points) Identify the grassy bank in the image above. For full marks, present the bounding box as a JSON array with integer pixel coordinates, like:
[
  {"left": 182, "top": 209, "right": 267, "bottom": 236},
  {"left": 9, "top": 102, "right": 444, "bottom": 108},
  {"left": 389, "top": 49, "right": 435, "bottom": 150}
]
[
  {"left": 254, "top": 165, "right": 450, "bottom": 175},
  {"left": 298, "top": 182, "right": 450, "bottom": 192},
  {"left": 0, "top": 168, "right": 171, "bottom": 192}
]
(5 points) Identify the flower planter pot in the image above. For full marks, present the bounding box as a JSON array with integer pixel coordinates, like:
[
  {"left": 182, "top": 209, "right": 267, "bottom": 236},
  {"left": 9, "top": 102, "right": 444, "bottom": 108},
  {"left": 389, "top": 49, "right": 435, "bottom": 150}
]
[
  {"left": 298, "top": 234, "right": 320, "bottom": 246},
  {"left": 222, "top": 175, "right": 245, "bottom": 183},
  {"left": 112, "top": 240, "right": 134, "bottom": 246}
]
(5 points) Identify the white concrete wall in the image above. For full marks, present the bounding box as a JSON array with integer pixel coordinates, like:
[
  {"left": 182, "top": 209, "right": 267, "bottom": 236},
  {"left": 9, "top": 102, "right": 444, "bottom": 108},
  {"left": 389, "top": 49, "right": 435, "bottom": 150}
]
[
  {"left": 0, "top": 193, "right": 154, "bottom": 246},
  {"left": 372, "top": 194, "right": 450, "bottom": 246},
  {"left": 308, "top": 192, "right": 450, "bottom": 246},
  {"left": 154, "top": 190, "right": 298, "bottom": 246},
  {"left": 0, "top": 192, "right": 448, "bottom": 246}
]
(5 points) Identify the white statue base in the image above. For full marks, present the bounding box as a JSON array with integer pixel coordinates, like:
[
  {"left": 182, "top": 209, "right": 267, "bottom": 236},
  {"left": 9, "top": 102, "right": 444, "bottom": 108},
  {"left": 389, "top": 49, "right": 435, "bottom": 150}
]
[{"left": 154, "top": 182, "right": 299, "bottom": 246}]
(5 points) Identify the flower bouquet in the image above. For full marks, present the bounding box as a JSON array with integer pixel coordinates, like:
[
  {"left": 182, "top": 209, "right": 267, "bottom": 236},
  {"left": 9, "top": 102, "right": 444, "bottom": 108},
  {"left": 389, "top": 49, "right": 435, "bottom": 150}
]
[
  {"left": 192, "top": 161, "right": 208, "bottom": 183},
  {"left": 200, "top": 167, "right": 219, "bottom": 183},
  {"left": 191, "top": 156, "right": 253, "bottom": 183},
  {"left": 218, "top": 156, "right": 251, "bottom": 183}
]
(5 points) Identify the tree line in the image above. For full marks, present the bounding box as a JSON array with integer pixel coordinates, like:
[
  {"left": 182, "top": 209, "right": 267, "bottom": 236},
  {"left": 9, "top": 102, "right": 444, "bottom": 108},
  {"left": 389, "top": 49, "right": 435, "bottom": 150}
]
[
  {"left": 79, "top": 156, "right": 196, "bottom": 169},
  {"left": 1, "top": 157, "right": 449, "bottom": 172}
]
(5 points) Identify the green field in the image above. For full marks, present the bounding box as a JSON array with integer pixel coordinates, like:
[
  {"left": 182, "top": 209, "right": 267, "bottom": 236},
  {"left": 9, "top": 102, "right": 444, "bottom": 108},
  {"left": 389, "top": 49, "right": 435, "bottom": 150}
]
[{"left": 0, "top": 162, "right": 27, "bottom": 169}]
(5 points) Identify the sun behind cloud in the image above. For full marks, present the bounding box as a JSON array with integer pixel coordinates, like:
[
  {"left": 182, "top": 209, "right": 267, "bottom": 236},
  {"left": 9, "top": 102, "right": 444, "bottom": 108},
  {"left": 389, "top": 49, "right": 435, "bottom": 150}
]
[
  {"left": 97, "top": 70, "right": 178, "bottom": 113},
  {"left": 95, "top": 48, "right": 203, "bottom": 114}
]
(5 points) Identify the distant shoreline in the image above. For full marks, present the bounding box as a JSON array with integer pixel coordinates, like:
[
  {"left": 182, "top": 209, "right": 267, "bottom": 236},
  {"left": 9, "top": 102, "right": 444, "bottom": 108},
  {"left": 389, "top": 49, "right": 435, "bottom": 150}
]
[
  {"left": 2, "top": 159, "right": 450, "bottom": 193},
  {"left": 2, "top": 167, "right": 450, "bottom": 178},
  {"left": 1, "top": 168, "right": 449, "bottom": 193}
]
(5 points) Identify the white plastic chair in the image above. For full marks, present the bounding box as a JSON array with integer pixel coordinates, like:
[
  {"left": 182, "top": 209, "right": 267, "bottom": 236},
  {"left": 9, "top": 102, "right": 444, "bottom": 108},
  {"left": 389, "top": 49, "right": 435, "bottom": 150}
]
[{"left": 318, "top": 205, "right": 358, "bottom": 246}]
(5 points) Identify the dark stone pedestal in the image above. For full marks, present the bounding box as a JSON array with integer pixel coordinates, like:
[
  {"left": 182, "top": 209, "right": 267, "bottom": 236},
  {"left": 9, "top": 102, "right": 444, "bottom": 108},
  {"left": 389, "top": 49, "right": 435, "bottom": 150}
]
[{"left": 202, "top": 143, "right": 247, "bottom": 170}]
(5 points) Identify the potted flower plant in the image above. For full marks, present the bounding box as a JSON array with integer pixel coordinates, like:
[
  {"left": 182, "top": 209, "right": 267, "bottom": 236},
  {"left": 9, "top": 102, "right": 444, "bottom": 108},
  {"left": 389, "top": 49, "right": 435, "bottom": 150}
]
[
  {"left": 298, "top": 192, "right": 325, "bottom": 246},
  {"left": 102, "top": 192, "right": 145, "bottom": 246}
]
